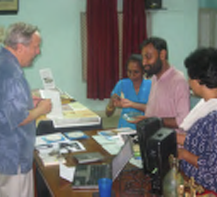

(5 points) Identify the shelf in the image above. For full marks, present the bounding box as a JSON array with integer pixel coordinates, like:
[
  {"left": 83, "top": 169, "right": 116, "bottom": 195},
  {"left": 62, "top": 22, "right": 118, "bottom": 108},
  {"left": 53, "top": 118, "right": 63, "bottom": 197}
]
[{"left": 145, "top": 7, "right": 167, "bottom": 11}]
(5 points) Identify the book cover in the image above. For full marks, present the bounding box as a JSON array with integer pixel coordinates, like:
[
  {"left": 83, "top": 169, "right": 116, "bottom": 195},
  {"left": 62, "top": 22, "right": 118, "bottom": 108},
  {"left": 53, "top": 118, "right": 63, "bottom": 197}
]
[
  {"left": 37, "top": 132, "right": 69, "bottom": 145},
  {"left": 73, "top": 152, "right": 104, "bottom": 164},
  {"left": 39, "top": 154, "right": 66, "bottom": 166}
]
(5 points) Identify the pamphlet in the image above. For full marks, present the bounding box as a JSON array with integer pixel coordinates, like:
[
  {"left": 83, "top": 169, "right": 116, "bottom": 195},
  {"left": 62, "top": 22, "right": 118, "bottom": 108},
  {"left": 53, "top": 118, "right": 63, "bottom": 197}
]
[
  {"left": 98, "top": 127, "right": 136, "bottom": 140},
  {"left": 39, "top": 68, "right": 55, "bottom": 89},
  {"left": 35, "top": 133, "right": 86, "bottom": 166},
  {"left": 63, "top": 131, "right": 89, "bottom": 140},
  {"left": 40, "top": 89, "right": 63, "bottom": 119}
]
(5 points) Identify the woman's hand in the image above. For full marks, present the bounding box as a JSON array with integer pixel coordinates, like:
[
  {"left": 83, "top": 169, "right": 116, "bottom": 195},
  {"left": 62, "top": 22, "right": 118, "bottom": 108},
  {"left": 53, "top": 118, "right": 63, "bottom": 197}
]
[
  {"left": 120, "top": 98, "right": 133, "bottom": 108},
  {"left": 176, "top": 132, "right": 186, "bottom": 145},
  {"left": 178, "top": 148, "right": 198, "bottom": 167},
  {"left": 111, "top": 94, "right": 122, "bottom": 108}
]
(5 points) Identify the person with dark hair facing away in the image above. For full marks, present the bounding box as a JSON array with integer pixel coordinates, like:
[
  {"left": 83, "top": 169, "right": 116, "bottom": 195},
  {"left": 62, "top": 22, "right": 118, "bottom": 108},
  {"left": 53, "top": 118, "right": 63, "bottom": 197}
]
[
  {"left": 0, "top": 22, "right": 52, "bottom": 197},
  {"left": 105, "top": 54, "right": 151, "bottom": 130},
  {"left": 177, "top": 48, "right": 217, "bottom": 193},
  {"left": 130, "top": 37, "right": 190, "bottom": 132}
]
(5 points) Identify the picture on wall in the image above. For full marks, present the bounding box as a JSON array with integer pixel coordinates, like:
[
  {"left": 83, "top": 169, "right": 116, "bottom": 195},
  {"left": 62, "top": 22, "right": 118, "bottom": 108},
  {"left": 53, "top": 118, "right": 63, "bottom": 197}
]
[
  {"left": 0, "top": 26, "right": 5, "bottom": 43},
  {"left": 0, "top": 0, "right": 19, "bottom": 14}
]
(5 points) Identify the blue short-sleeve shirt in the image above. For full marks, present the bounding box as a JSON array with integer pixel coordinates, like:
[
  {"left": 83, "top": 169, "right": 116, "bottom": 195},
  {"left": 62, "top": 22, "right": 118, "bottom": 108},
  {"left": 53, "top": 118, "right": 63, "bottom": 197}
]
[
  {"left": 111, "top": 78, "right": 151, "bottom": 130},
  {"left": 0, "top": 47, "right": 36, "bottom": 175}
]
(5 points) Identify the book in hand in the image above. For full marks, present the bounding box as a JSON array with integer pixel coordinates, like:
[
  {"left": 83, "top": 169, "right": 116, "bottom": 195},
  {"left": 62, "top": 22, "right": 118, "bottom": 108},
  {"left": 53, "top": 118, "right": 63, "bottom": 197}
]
[{"left": 73, "top": 152, "right": 104, "bottom": 164}]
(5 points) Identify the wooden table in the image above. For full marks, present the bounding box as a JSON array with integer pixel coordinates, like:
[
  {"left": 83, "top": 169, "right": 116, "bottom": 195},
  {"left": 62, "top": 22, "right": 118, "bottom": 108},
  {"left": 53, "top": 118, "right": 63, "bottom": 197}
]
[{"left": 34, "top": 130, "right": 153, "bottom": 197}]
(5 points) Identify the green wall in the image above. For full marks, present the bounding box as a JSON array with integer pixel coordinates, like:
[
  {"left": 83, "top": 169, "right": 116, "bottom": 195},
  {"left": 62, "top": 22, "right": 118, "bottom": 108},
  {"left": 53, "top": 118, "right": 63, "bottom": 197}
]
[
  {"left": 199, "top": 0, "right": 217, "bottom": 8},
  {"left": 149, "top": 0, "right": 198, "bottom": 77},
  {"left": 0, "top": 0, "right": 198, "bottom": 111}
]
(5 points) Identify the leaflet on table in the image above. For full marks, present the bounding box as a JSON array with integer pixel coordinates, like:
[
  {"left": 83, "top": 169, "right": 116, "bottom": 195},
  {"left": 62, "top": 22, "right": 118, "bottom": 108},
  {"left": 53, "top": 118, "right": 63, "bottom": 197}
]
[
  {"left": 35, "top": 133, "right": 68, "bottom": 145},
  {"left": 35, "top": 133, "right": 86, "bottom": 166},
  {"left": 36, "top": 141, "right": 86, "bottom": 167},
  {"left": 35, "top": 133, "right": 86, "bottom": 154},
  {"left": 91, "top": 135, "right": 124, "bottom": 155},
  {"left": 98, "top": 127, "right": 136, "bottom": 140},
  {"left": 59, "top": 163, "right": 76, "bottom": 182},
  {"left": 63, "top": 131, "right": 89, "bottom": 140}
]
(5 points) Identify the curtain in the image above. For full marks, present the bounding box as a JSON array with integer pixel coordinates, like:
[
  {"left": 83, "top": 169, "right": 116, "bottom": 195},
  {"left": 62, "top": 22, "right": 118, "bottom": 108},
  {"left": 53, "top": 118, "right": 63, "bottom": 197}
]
[
  {"left": 122, "top": 0, "right": 147, "bottom": 78},
  {"left": 87, "top": 0, "right": 119, "bottom": 100}
]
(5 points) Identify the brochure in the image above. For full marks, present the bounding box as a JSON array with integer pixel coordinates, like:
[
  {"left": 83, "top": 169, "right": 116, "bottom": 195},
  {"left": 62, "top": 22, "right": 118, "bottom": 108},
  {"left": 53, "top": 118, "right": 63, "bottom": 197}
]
[{"left": 63, "top": 131, "right": 89, "bottom": 140}]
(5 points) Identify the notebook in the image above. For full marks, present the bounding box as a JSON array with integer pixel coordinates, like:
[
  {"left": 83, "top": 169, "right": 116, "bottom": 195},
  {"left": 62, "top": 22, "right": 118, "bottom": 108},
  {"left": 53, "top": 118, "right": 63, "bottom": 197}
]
[
  {"left": 73, "top": 152, "right": 104, "bottom": 164},
  {"left": 72, "top": 136, "right": 133, "bottom": 189}
]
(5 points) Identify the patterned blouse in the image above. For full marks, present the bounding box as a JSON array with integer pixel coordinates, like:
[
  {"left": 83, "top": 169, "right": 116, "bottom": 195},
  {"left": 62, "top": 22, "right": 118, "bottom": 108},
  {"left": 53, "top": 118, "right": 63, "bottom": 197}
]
[{"left": 180, "top": 110, "right": 217, "bottom": 192}]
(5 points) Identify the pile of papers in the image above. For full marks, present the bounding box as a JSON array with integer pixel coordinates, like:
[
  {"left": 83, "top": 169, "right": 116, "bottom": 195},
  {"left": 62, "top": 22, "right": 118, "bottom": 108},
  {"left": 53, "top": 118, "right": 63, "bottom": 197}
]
[
  {"left": 92, "top": 127, "right": 143, "bottom": 168},
  {"left": 35, "top": 132, "right": 86, "bottom": 166},
  {"left": 52, "top": 102, "right": 101, "bottom": 128},
  {"left": 92, "top": 127, "right": 136, "bottom": 155}
]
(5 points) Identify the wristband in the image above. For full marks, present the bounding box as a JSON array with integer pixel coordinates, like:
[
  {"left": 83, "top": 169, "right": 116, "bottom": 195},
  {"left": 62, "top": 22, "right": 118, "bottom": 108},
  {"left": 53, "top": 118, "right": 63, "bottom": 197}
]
[{"left": 106, "top": 105, "right": 114, "bottom": 111}]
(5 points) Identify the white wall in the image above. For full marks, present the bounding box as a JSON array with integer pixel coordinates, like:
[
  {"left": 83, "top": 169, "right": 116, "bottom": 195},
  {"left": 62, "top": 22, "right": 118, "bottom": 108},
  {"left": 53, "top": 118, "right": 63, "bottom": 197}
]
[{"left": 0, "top": 0, "right": 198, "bottom": 111}]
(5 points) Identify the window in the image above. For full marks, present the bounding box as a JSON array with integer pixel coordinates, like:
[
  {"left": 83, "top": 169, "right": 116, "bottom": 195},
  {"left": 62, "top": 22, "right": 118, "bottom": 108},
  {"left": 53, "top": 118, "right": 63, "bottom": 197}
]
[{"left": 198, "top": 8, "right": 217, "bottom": 48}]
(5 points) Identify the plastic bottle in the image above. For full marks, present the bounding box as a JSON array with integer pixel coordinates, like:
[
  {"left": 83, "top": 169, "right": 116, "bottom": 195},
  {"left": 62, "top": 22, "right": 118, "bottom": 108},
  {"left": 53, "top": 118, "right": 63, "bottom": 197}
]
[{"left": 162, "top": 155, "right": 184, "bottom": 197}]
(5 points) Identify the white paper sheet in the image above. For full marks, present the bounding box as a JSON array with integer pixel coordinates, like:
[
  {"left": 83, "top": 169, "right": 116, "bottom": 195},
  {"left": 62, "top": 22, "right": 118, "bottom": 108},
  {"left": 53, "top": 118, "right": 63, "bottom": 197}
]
[
  {"left": 39, "top": 68, "right": 55, "bottom": 89},
  {"left": 59, "top": 163, "right": 76, "bottom": 182},
  {"left": 40, "top": 89, "right": 63, "bottom": 119}
]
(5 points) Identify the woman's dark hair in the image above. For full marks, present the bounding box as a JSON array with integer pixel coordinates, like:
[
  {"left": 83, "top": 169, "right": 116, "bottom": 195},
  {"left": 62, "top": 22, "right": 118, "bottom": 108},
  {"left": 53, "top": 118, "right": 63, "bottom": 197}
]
[
  {"left": 126, "top": 54, "right": 143, "bottom": 70},
  {"left": 184, "top": 47, "right": 217, "bottom": 89}
]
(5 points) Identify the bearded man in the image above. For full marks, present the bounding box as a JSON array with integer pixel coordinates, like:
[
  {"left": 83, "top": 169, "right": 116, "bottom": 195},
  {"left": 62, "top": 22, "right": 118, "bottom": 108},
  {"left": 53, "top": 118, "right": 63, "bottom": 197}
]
[{"left": 131, "top": 37, "right": 190, "bottom": 132}]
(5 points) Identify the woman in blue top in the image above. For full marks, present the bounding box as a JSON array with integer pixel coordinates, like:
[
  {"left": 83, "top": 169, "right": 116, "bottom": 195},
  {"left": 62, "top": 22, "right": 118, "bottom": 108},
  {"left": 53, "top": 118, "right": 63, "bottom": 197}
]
[{"left": 105, "top": 54, "right": 151, "bottom": 130}]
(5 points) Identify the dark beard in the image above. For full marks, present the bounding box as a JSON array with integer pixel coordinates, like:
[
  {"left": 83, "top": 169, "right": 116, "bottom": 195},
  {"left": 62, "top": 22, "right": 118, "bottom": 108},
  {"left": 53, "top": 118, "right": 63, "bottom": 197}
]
[{"left": 143, "top": 58, "right": 163, "bottom": 78}]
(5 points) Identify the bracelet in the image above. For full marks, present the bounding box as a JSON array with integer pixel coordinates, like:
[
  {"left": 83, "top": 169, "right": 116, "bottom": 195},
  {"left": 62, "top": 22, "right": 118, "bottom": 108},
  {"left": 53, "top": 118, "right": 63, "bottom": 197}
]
[{"left": 106, "top": 105, "right": 114, "bottom": 111}]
